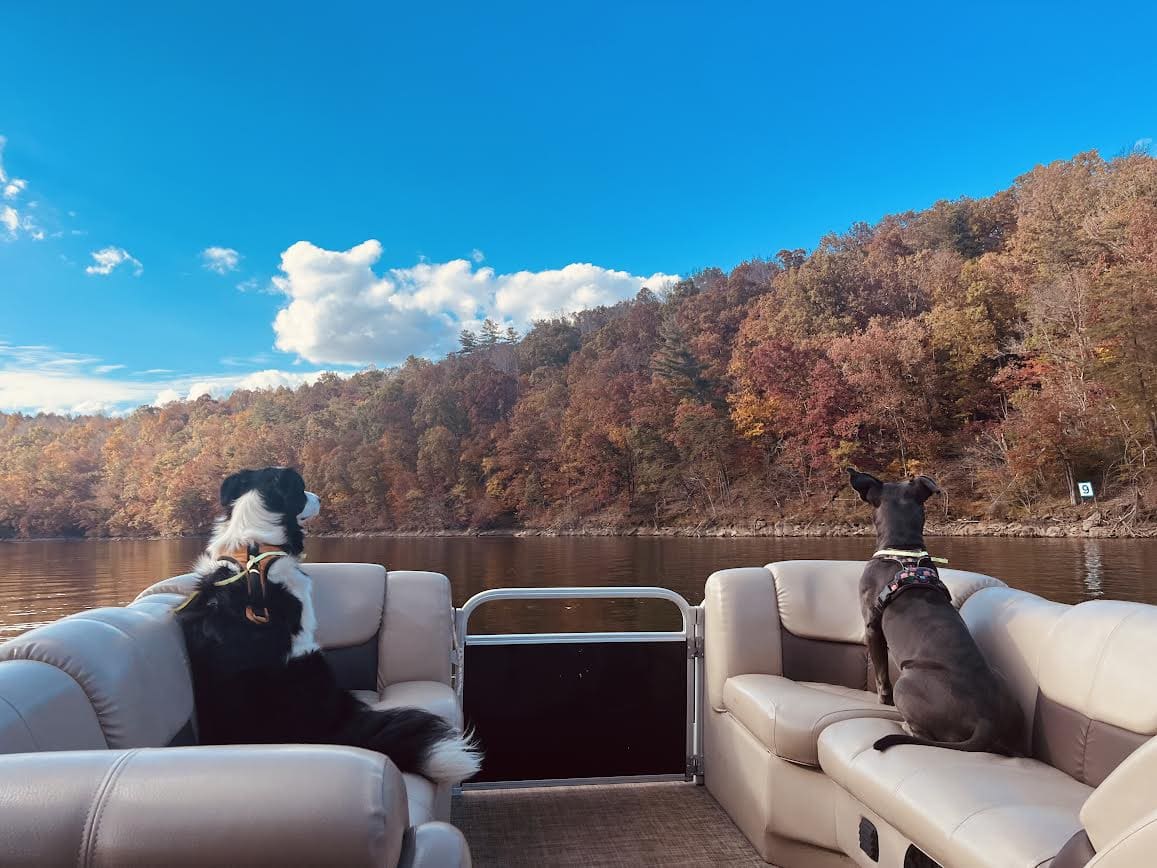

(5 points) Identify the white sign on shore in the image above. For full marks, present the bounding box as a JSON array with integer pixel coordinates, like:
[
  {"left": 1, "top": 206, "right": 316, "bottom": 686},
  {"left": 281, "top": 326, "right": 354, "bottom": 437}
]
[{"left": 1078, "top": 481, "right": 1094, "bottom": 498}]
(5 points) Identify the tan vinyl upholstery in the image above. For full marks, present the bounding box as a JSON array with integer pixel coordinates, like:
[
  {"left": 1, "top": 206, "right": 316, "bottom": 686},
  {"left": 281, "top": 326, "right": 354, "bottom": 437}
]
[
  {"left": 722, "top": 675, "right": 900, "bottom": 767},
  {"left": 704, "top": 560, "right": 1010, "bottom": 866},
  {"left": 811, "top": 584, "right": 1157, "bottom": 867},
  {"left": 0, "top": 605, "right": 195, "bottom": 748},
  {"left": 0, "top": 746, "right": 412, "bottom": 867},
  {"left": 1081, "top": 734, "right": 1157, "bottom": 855},
  {"left": 819, "top": 716, "right": 1092, "bottom": 868},
  {"left": 400, "top": 822, "right": 473, "bottom": 868},
  {"left": 0, "top": 659, "right": 106, "bottom": 753},
  {"left": 378, "top": 570, "right": 454, "bottom": 691},
  {"left": 1, "top": 563, "right": 472, "bottom": 866}
]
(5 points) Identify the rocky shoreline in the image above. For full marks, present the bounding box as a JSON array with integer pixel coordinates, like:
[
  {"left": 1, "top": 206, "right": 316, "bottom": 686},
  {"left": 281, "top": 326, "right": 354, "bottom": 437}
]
[
  {"left": 10, "top": 513, "right": 1154, "bottom": 542},
  {"left": 321, "top": 513, "right": 1155, "bottom": 540}
]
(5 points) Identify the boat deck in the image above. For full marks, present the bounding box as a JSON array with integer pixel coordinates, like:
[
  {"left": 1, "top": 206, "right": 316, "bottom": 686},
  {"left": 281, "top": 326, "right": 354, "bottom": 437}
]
[{"left": 452, "top": 781, "right": 767, "bottom": 867}]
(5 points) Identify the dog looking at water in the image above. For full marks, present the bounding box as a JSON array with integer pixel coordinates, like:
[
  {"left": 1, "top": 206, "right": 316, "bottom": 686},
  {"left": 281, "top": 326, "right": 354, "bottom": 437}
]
[
  {"left": 175, "top": 466, "right": 480, "bottom": 782},
  {"left": 848, "top": 469, "right": 1022, "bottom": 755}
]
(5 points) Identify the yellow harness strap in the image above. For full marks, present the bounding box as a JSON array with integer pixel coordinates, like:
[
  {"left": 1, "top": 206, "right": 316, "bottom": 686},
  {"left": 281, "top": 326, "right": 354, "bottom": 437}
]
[
  {"left": 173, "top": 549, "right": 289, "bottom": 620},
  {"left": 873, "top": 548, "right": 949, "bottom": 565}
]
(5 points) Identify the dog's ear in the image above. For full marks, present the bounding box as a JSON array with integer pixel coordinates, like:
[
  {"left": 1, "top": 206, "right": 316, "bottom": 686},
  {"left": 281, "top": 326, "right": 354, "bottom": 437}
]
[
  {"left": 910, "top": 475, "right": 941, "bottom": 504},
  {"left": 847, "top": 468, "right": 883, "bottom": 506},
  {"left": 220, "top": 469, "right": 255, "bottom": 507},
  {"left": 274, "top": 467, "right": 306, "bottom": 499}
]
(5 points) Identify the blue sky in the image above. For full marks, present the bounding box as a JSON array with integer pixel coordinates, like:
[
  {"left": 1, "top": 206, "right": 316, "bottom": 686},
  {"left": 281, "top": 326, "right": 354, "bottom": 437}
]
[{"left": 1, "top": 1, "right": 1155, "bottom": 414}]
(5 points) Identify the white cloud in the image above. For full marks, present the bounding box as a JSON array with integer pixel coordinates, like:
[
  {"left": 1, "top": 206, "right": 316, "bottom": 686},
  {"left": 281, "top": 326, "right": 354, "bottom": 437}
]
[
  {"left": 471, "top": 248, "right": 485, "bottom": 263},
  {"left": 202, "top": 246, "right": 241, "bottom": 274},
  {"left": 85, "top": 246, "right": 143, "bottom": 276},
  {"left": 0, "top": 137, "right": 44, "bottom": 241},
  {"left": 155, "top": 369, "right": 328, "bottom": 405},
  {"left": 0, "top": 342, "right": 335, "bottom": 416},
  {"left": 271, "top": 239, "right": 678, "bottom": 366}
]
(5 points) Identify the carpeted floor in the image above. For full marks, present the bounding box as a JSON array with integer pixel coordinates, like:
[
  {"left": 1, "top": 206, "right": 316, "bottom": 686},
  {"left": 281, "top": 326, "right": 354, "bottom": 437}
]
[{"left": 452, "top": 781, "right": 769, "bottom": 867}]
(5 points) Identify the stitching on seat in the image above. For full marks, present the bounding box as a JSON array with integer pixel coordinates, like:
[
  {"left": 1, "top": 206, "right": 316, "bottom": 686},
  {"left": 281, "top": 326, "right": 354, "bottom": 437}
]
[
  {"left": 1081, "top": 609, "right": 1140, "bottom": 713},
  {"left": 0, "top": 693, "right": 41, "bottom": 750},
  {"left": 1078, "top": 715, "right": 1094, "bottom": 784},
  {"left": 78, "top": 749, "right": 138, "bottom": 867},
  {"left": 1095, "top": 814, "right": 1157, "bottom": 857}
]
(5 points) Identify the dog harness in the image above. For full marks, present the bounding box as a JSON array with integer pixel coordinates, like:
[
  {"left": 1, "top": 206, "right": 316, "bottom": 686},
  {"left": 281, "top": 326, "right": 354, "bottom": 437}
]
[
  {"left": 174, "top": 543, "right": 288, "bottom": 625},
  {"left": 869, "top": 549, "right": 951, "bottom": 626}
]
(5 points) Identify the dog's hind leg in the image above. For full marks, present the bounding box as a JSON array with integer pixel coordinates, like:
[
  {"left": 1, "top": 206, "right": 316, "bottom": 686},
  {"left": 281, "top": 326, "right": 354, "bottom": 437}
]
[{"left": 865, "top": 623, "right": 893, "bottom": 705}]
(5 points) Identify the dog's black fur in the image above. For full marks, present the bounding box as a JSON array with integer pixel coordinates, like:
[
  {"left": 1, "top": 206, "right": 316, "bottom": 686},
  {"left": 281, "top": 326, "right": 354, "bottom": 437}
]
[
  {"left": 175, "top": 467, "right": 480, "bottom": 782},
  {"left": 849, "top": 468, "right": 1023, "bottom": 755}
]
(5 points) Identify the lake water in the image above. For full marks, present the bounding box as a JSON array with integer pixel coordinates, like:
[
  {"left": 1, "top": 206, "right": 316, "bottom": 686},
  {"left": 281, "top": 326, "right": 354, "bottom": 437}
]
[{"left": 1, "top": 535, "right": 1155, "bottom": 640}]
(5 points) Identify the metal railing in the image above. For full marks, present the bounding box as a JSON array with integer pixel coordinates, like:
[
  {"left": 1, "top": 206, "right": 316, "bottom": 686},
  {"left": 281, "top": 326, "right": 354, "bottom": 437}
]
[{"left": 455, "top": 586, "right": 704, "bottom": 787}]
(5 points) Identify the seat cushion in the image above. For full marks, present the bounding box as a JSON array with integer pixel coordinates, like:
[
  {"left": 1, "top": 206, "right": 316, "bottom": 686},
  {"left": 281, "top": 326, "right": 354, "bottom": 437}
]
[
  {"left": 402, "top": 772, "right": 436, "bottom": 824},
  {"left": 723, "top": 674, "right": 902, "bottom": 766},
  {"left": 818, "top": 717, "right": 1091, "bottom": 868}
]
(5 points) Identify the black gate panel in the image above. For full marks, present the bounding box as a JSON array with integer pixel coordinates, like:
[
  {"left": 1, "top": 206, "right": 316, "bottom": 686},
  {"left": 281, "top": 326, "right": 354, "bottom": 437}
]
[{"left": 463, "top": 641, "right": 687, "bottom": 783}]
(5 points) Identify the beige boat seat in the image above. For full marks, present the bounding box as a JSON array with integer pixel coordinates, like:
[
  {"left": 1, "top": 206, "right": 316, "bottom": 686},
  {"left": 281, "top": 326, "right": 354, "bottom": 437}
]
[
  {"left": 136, "top": 563, "right": 464, "bottom": 823},
  {"left": 704, "top": 560, "right": 1004, "bottom": 866},
  {"left": 0, "top": 564, "right": 472, "bottom": 866},
  {"left": 818, "top": 587, "right": 1157, "bottom": 868}
]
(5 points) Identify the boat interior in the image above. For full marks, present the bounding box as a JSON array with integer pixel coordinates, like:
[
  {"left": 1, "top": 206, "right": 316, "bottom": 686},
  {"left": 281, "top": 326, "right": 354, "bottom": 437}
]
[{"left": 0, "top": 559, "right": 1154, "bottom": 867}]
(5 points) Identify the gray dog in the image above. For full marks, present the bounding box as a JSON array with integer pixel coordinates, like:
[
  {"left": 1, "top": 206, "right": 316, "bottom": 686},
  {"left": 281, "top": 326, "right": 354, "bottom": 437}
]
[{"left": 849, "top": 469, "right": 1022, "bottom": 754}]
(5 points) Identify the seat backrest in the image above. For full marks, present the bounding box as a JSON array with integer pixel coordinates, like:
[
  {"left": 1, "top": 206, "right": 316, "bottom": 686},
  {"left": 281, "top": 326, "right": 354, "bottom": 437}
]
[
  {"left": 0, "top": 604, "right": 195, "bottom": 750},
  {"left": 135, "top": 563, "right": 454, "bottom": 694},
  {"left": 0, "top": 659, "right": 106, "bottom": 753},
  {"left": 1035, "top": 601, "right": 1157, "bottom": 786},
  {"left": 704, "top": 560, "right": 1004, "bottom": 706},
  {"left": 770, "top": 560, "right": 1004, "bottom": 691},
  {"left": 963, "top": 589, "right": 1157, "bottom": 786}
]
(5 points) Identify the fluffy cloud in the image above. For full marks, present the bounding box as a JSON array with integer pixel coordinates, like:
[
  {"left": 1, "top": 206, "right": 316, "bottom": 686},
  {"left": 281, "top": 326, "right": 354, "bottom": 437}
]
[
  {"left": 201, "top": 246, "right": 241, "bottom": 274},
  {"left": 271, "top": 239, "right": 678, "bottom": 366},
  {"left": 85, "top": 246, "right": 143, "bottom": 276},
  {"left": 0, "top": 135, "right": 42, "bottom": 241},
  {"left": 0, "top": 343, "right": 332, "bottom": 416},
  {"left": 3, "top": 178, "right": 26, "bottom": 199},
  {"left": 154, "top": 369, "right": 328, "bottom": 405}
]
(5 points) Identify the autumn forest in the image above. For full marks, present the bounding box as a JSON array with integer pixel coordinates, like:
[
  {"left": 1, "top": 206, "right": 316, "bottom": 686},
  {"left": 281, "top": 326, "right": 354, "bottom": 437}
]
[{"left": 2, "top": 151, "right": 1156, "bottom": 539}]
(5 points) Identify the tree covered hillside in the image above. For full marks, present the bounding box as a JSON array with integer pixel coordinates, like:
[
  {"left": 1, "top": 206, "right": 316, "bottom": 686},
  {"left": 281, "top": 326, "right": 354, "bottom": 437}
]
[{"left": 2, "top": 151, "right": 1156, "bottom": 538}]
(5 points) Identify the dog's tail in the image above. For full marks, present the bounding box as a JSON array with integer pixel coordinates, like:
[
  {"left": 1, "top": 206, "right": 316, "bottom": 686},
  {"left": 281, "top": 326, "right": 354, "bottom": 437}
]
[
  {"left": 338, "top": 706, "right": 481, "bottom": 783},
  {"left": 873, "top": 718, "right": 1003, "bottom": 754}
]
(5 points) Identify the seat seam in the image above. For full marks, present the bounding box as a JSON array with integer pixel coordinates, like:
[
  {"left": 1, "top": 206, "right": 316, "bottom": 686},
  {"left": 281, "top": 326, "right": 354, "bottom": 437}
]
[
  {"left": 1094, "top": 814, "right": 1157, "bottom": 857},
  {"left": 1081, "top": 609, "right": 1140, "bottom": 713},
  {"left": 0, "top": 694, "right": 41, "bottom": 750},
  {"left": 0, "top": 652, "right": 111, "bottom": 748},
  {"left": 79, "top": 749, "right": 139, "bottom": 867}
]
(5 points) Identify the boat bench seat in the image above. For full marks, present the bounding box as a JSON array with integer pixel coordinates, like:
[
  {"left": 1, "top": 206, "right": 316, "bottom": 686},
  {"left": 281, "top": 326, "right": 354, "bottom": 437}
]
[
  {"left": 704, "top": 560, "right": 1157, "bottom": 868},
  {"left": 723, "top": 674, "right": 900, "bottom": 767},
  {"left": 0, "top": 563, "right": 471, "bottom": 867}
]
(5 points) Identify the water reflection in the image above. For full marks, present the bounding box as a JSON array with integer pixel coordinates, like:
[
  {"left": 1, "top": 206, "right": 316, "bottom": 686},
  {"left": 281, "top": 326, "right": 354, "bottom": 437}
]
[
  {"left": 1, "top": 535, "right": 1155, "bottom": 639},
  {"left": 1083, "top": 541, "right": 1104, "bottom": 598}
]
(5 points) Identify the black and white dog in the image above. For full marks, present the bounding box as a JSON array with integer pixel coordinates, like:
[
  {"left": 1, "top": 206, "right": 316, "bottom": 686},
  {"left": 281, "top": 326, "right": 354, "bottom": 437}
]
[{"left": 175, "top": 466, "right": 480, "bottom": 783}]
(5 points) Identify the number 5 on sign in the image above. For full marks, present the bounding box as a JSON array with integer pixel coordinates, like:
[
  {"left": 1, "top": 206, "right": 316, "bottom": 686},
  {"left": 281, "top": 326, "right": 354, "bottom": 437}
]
[{"left": 1078, "top": 482, "right": 1094, "bottom": 498}]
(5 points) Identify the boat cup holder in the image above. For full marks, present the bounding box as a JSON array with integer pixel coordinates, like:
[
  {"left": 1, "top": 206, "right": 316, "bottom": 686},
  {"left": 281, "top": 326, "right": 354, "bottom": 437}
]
[{"left": 858, "top": 817, "right": 879, "bottom": 861}]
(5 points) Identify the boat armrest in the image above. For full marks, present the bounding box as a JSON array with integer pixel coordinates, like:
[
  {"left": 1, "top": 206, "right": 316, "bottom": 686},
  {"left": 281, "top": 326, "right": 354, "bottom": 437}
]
[
  {"left": 704, "top": 567, "right": 783, "bottom": 710},
  {"left": 1087, "top": 807, "right": 1157, "bottom": 866},
  {"left": 401, "top": 821, "right": 473, "bottom": 868},
  {"left": 379, "top": 571, "right": 454, "bottom": 690},
  {"left": 1082, "top": 734, "right": 1157, "bottom": 853},
  {"left": 0, "top": 745, "right": 411, "bottom": 866}
]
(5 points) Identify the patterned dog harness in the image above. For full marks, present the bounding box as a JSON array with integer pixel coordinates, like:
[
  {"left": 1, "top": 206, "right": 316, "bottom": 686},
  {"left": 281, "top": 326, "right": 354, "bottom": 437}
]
[
  {"left": 869, "top": 549, "right": 951, "bottom": 626},
  {"left": 174, "top": 543, "right": 288, "bottom": 625}
]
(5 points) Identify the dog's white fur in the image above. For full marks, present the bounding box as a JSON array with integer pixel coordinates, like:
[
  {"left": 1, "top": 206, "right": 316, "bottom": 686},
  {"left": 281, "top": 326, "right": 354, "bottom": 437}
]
[
  {"left": 425, "top": 730, "right": 483, "bottom": 782},
  {"left": 197, "top": 489, "right": 319, "bottom": 660}
]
